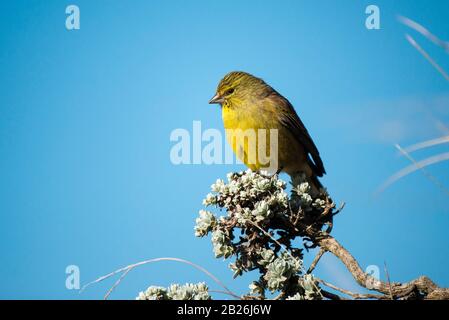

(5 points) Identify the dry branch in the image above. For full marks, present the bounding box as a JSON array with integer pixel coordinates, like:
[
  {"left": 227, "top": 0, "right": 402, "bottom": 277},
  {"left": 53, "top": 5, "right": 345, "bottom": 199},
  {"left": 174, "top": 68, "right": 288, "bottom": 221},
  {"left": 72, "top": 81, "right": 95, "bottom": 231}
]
[{"left": 314, "top": 235, "right": 449, "bottom": 300}]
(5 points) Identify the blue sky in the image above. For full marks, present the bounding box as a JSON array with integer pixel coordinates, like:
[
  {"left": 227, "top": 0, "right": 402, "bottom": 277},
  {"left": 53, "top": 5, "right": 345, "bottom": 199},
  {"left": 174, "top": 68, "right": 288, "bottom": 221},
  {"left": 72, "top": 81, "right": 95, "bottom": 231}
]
[{"left": 0, "top": 0, "right": 448, "bottom": 299}]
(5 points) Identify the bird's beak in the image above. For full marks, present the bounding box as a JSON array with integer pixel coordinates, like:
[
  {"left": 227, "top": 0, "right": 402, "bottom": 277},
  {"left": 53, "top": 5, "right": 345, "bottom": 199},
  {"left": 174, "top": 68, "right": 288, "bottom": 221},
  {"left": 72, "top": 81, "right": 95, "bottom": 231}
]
[{"left": 209, "top": 93, "right": 224, "bottom": 105}]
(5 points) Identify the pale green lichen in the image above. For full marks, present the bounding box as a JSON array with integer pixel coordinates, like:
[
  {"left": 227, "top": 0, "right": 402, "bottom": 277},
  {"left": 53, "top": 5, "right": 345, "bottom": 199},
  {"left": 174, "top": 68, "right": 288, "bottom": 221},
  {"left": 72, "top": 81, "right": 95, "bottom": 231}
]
[
  {"left": 137, "top": 282, "right": 211, "bottom": 300},
  {"left": 264, "top": 252, "right": 302, "bottom": 292},
  {"left": 141, "top": 170, "right": 332, "bottom": 300},
  {"left": 211, "top": 229, "right": 234, "bottom": 258},
  {"left": 194, "top": 210, "right": 217, "bottom": 237},
  {"left": 257, "top": 248, "right": 275, "bottom": 266}
]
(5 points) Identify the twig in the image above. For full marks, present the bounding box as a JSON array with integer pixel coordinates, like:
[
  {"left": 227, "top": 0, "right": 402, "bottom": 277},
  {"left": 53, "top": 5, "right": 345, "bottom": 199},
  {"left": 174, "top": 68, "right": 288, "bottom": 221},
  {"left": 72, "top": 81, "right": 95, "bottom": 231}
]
[
  {"left": 398, "top": 15, "right": 449, "bottom": 52},
  {"left": 208, "top": 290, "right": 241, "bottom": 298},
  {"left": 273, "top": 292, "right": 286, "bottom": 300},
  {"left": 307, "top": 248, "right": 326, "bottom": 274},
  {"left": 333, "top": 202, "right": 346, "bottom": 216},
  {"left": 377, "top": 150, "right": 449, "bottom": 195},
  {"left": 395, "top": 144, "right": 449, "bottom": 197},
  {"left": 402, "top": 135, "right": 449, "bottom": 154},
  {"left": 405, "top": 34, "right": 449, "bottom": 82},
  {"left": 246, "top": 220, "right": 297, "bottom": 261},
  {"left": 384, "top": 261, "right": 394, "bottom": 300},
  {"left": 316, "top": 278, "right": 387, "bottom": 300},
  {"left": 104, "top": 267, "right": 131, "bottom": 300},
  {"left": 81, "top": 257, "right": 241, "bottom": 300},
  {"left": 320, "top": 289, "right": 347, "bottom": 300}
]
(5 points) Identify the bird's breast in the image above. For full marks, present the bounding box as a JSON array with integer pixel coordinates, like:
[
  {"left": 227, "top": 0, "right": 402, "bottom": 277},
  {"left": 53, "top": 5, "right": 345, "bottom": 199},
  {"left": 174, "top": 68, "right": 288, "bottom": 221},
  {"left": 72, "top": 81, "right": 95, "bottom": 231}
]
[
  {"left": 221, "top": 103, "right": 273, "bottom": 130},
  {"left": 221, "top": 102, "right": 308, "bottom": 175}
]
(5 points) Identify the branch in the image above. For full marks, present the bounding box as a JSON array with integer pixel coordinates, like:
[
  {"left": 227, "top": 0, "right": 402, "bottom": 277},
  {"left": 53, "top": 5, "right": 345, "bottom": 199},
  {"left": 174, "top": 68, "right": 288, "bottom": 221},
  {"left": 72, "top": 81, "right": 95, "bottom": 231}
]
[
  {"left": 307, "top": 248, "right": 325, "bottom": 274},
  {"left": 316, "top": 277, "right": 387, "bottom": 300},
  {"left": 316, "top": 235, "right": 449, "bottom": 300},
  {"left": 320, "top": 289, "right": 347, "bottom": 300}
]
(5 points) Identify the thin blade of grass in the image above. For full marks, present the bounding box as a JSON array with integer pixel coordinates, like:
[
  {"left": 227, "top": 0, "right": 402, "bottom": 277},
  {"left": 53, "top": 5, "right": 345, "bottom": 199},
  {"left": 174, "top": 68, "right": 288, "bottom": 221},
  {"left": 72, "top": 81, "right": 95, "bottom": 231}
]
[
  {"left": 395, "top": 144, "right": 449, "bottom": 196},
  {"left": 402, "top": 135, "right": 449, "bottom": 154},
  {"left": 398, "top": 15, "right": 449, "bottom": 52},
  {"left": 377, "top": 148, "right": 449, "bottom": 195},
  {"left": 80, "top": 257, "right": 240, "bottom": 300},
  {"left": 405, "top": 34, "right": 449, "bottom": 82}
]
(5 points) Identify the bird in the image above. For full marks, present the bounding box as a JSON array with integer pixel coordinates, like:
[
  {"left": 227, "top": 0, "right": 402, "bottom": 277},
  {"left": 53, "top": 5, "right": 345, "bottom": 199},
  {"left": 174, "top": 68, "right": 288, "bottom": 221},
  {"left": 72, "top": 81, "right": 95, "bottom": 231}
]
[{"left": 209, "top": 71, "right": 326, "bottom": 196}]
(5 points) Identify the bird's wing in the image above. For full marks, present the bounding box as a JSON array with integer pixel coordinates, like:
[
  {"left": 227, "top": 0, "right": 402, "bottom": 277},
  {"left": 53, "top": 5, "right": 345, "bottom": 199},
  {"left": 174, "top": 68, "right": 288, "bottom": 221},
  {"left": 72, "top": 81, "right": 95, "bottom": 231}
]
[{"left": 269, "top": 91, "right": 326, "bottom": 177}]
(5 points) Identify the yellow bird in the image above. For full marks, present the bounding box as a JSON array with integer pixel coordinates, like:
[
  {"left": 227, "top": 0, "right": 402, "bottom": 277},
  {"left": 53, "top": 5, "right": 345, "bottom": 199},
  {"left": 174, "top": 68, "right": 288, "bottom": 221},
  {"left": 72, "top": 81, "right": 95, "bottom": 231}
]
[{"left": 209, "top": 71, "right": 326, "bottom": 195}]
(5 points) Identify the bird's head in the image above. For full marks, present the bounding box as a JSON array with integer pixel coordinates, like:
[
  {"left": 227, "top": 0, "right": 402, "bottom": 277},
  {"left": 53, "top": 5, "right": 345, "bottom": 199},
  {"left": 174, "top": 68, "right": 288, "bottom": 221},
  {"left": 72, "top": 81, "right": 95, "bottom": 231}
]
[{"left": 209, "top": 71, "right": 271, "bottom": 108}]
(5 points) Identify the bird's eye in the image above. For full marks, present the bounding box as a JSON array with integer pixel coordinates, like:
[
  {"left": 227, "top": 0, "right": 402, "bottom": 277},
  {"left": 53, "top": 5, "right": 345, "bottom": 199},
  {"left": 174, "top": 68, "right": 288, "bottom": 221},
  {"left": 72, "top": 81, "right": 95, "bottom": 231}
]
[{"left": 225, "top": 88, "right": 235, "bottom": 95}]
